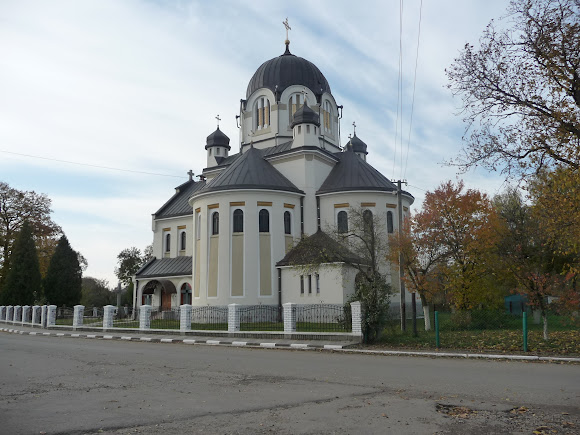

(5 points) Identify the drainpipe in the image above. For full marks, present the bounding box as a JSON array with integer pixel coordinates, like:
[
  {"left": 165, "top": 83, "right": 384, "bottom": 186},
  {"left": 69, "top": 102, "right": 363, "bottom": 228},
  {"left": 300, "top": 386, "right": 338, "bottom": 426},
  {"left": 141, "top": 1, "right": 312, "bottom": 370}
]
[
  {"left": 300, "top": 197, "right": 304, "bottom": 236},
  {"left": 278, "top": 268, "right": 282, "bottom": 322}
]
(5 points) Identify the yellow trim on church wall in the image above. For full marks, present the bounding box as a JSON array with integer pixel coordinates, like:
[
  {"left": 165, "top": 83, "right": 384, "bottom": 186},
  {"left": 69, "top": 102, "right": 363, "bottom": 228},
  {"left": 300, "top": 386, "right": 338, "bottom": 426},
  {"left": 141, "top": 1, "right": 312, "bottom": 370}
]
[
  {"left": 177, "top": 225, "right": 186, "bottom": 229},
  {"left": 334, "top": 203, "right": 349, "bottom": 208},
  {"left": 257, "top": 201, "right": 273, "bottom": 206},
  {"left": 208, "top": 203, "right": 219, "bottom": 209},
  {"left": 386, "top": 204, "right": 397, "bottom": 209},
  {"left": 163, "top": 227, "right": 171, "bottom": 232},
  {"left": 230, "top": 201, "right": 245, "bottom": 206},
  {"left": 284, "top": 203, "right": 295, "bottom": 209},
  {"left": 195, "top": 207, "right": 201, "bottom": 213},
  {"left": 361, "top": 202, "right": 376, "bottom": 207}
]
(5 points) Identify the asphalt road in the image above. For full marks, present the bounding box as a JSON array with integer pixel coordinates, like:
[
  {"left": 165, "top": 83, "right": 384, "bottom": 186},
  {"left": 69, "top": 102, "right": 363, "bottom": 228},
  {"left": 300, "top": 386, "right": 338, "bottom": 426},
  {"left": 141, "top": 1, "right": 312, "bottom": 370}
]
[{"left": 1, "top": 333, "right": 579, "bottom": 435}]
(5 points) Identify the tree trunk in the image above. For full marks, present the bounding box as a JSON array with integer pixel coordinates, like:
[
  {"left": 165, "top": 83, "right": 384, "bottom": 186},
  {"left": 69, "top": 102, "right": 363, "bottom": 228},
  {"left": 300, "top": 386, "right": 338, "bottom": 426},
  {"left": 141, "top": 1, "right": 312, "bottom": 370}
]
[
  {"left": 423, "top": 305, "right": 431, "bottom": 331},
  {"left": 542, "top": 312, "right": 549, "bottom": 341}
]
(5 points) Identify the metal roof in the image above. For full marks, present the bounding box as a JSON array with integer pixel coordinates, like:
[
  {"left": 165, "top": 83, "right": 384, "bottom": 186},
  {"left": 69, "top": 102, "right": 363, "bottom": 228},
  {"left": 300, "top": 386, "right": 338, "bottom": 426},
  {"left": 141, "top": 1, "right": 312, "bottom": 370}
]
[
  {"left": 154, "top": 180, "right": 205, "bottom": 219},
  {"left": 246, "top": 45, "right": 331, "bottom": 99},
  {"left": 317, "top": 148, "right": 398, "bottom": 195},
  {"left": 135, "top": 256, "right": 192, "bottom": 278},
  {"left": 197, "top": 146, "right": 304, "bottom": 195},
  {"left": 276, "top": 230, "right": 362, "bottom": 267}
]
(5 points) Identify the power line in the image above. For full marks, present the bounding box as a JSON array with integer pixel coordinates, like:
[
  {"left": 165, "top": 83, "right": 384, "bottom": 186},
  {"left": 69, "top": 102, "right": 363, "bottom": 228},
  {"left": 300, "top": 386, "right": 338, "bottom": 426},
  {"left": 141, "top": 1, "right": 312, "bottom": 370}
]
[
  {"left": 0, "top": 150, "right": 186, "bottom": 179},
  {"left": 403, "top": 0, "right": 423, "bottom": 181}
]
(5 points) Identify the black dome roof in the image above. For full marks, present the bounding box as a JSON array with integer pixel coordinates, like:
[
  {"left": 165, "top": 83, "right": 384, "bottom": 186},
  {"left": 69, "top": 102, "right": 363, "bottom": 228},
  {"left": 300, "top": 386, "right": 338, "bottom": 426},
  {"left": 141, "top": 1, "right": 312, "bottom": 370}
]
[
  {"left": 246, "top": 45, "right": 331, "bottom": 99},
  {"left": 205, "top": 127, "right": 231, "bottom": 150},
  {"left": 345, "top": 133, "right": 368, "bottom": 155},
  {"left": 290, "top": 102, "right": 320, "bottom": 128}
]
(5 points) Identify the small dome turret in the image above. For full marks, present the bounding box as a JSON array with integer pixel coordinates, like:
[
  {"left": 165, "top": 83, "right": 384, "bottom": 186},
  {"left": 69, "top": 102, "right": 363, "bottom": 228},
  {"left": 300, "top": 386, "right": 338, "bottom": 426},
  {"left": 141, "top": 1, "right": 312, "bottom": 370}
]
[
  {"left": 205, "top": 127, "right": 231, "bottom": 150},
  {"left": 290, "top": 101, "right": 320, "bottom": 128},
  {"left": 345, "top": 133, "right": 368, "bottom": 160}
]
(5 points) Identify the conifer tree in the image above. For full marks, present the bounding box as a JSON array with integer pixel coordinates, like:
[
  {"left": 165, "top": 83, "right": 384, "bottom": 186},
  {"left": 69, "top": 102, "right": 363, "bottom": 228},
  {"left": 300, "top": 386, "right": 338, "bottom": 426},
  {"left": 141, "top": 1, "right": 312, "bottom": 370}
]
[
  {"left": 44, "top": 235, "right": 82, "bottom": 306},
  {"left": 0, "top": 221, "right": 41, "bottom": 305}
]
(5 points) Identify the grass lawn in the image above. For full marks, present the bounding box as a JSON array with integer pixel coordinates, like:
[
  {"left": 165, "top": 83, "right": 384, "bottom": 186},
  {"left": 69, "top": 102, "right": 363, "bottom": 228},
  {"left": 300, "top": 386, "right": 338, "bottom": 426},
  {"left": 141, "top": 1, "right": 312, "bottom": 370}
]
[{"left": 373, "top": 313, "right": 580, "bottom": 356}]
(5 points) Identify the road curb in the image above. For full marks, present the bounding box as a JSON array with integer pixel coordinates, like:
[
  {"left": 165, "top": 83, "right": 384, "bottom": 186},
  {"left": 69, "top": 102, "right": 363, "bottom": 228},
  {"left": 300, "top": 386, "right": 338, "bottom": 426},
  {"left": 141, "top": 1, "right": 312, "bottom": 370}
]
[{"left": 2, "top": 327, "right": 579, "bottom": 363}]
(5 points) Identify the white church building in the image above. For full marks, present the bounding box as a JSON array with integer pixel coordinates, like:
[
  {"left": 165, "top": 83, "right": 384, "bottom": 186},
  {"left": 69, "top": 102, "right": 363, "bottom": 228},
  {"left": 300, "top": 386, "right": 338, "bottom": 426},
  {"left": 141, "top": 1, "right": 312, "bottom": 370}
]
[{"left": 133, "top": 37, "right": 414, "bottom": 312}]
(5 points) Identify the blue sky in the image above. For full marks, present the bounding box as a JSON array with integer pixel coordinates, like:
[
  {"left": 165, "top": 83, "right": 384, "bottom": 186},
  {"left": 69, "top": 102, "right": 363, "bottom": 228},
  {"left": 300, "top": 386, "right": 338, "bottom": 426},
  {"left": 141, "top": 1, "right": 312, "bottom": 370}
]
[{"left": 0, "top": 0, "right": 512, "bottom": 285}]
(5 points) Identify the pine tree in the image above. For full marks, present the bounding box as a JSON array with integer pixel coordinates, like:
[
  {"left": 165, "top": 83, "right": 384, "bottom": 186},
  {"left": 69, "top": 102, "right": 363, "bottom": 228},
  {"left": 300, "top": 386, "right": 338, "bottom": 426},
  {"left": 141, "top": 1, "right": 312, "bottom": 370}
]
[
  {"left": 44, "top": 235, "right": 82, "bottom": 306},
  {"left": 0, "top": 221, "right": 41, "bottom": 305}
]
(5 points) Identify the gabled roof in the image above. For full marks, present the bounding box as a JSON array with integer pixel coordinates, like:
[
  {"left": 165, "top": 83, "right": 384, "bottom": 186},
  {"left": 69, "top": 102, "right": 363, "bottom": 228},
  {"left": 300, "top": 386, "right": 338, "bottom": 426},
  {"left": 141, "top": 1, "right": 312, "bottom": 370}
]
[
  {"left": 197, "top": 146, "right": 303, "bottom": 195},
  {"left": 135, "top": 256, "right": 192, "bottom": 278},
  {"left": 154, "top": 180, "right": 205, "bottom": 219},
  {"left": 276, "top": 230, "right": 362, "bottom": 267},
  {"left": 317, "top": 148, "right": 398, "bottom": 195}
]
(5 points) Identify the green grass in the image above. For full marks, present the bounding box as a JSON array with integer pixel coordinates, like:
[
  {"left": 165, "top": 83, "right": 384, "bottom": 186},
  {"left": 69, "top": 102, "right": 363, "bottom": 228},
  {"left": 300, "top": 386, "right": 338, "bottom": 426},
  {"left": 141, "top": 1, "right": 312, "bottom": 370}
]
[
  {"left": 55, "top": 318, "right": 74, "bottom": 325},
  {"left": 373, "top": 314, "right": 580, "bottom": 356}
]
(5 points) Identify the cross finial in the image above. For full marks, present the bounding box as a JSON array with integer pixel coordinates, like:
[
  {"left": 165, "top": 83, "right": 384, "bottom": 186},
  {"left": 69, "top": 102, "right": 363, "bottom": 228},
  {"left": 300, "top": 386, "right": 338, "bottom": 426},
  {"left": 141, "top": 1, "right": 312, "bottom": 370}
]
[
  {"left": 348, "top": 133, "right": 352, "bottom": 140},
  {"left": 301, "top": 88, "right": 308, "bottom": 104},
  {"left": 283, "top": 18, "right": 291, "bottom": 44},
  {"left": 216, "top": 114, "right": 221, "bottom": 128},
  {"left": 352, "top": 121, "right": 356, "bottom": 135},
  {"left": 187, "top": 170, "right": 194, "bottom": 181}
]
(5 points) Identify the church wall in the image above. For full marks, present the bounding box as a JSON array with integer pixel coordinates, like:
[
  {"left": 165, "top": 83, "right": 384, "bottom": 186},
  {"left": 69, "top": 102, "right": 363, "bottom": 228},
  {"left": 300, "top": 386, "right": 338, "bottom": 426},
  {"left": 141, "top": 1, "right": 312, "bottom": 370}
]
[
  {"left": 190, "top": 190, "right": 301, "bottom": 306},
  {"left": 152, "top": 216, "right": 193, "bottom": 259},
  {"left": 279, "top": 264, "right": 354, "bottom": 305}
]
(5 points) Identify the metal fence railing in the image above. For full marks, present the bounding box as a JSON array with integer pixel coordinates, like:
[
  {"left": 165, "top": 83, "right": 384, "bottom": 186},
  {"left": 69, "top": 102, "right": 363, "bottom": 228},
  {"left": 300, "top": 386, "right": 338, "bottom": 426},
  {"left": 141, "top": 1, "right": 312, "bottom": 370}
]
[
  {"left": 191, "top": 306, "right": 228, "bottom": 330},
  {"left": 296, "top": 304, "right": 351, "bottom": 332},
  {"left": 55, "top": 307, "right": 75, "bottom": 326},
  {"left": 83, "top": 307, "right": 103, "bottom": 326},
  {"left": 239, "top": 305, "right": 283, "bottom": 331},
  {"left": 112, "top": 307, "right": 139, "bottom": 328}
]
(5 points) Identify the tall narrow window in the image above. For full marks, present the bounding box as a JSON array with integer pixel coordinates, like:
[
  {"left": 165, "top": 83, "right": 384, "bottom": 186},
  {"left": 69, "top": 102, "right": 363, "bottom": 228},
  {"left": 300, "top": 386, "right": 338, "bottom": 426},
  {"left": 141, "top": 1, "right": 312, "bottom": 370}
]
[
  {"left": 316, "top": 274, "right": 320, "bottom": 294},
  {"left": 337, "top": 210, "right": 348, "bottom": 233},
  {"left": 165, "top": 233, "right": 171, "bottom": 252},
  {"left": 180, "top": 283, "right": 192, "bottom": 305},
  {"left": 300, "top": 275, "right": 304, "bottom": 294},
  {"left": 363, "top": 210, "right": 373, "bottom": 237},
  {"left": 387, "top": 211, "right": 394, "bottom": 234},
  {"left": 212, "top": 212, "right": 219, "bottom": 235},
  {"left": 259, "top": 209, "right": 269, "bottom": 232},
  {"left": 308, "top": 275, "right": 312, "bottom": 294},
  {"left": 180, "top": 231, "right": 186, "bottom": 250},
  {"left": 233, "top": 209, "right": 244, "bottom": 233},
  {"left": 196, "top": 214, "right": 201, "bottom": 240},
  {"left": 288, "top": 93, "right": 302, "bottom": 123},
  {"left": 284, "top": 211, "right": 291, "bottom": 235}
]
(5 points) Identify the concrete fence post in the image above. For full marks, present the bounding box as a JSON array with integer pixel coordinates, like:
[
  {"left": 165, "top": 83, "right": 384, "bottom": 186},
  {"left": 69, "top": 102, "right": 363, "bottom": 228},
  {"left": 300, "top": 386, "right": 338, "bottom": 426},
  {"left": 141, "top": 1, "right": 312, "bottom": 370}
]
[
  {"left": 32, "top": 305, "right": 40, "bottom": 326},
  {"left": 351, "top": 301, "right": 362, "bottom": 337},
  {"left": 228, "top": 304, "right": 240, "bottom": 333},
  {"left": 40, "top": 305, "right": 47, "bottom": 328},
  {"left": 103, "top": 305, "right": 115, "bottom": 329},
  {"left": 14, "top": 305, "right": 22, "bottom": 323},
  {"left": 73, "top": 305, "right": 84, "bottom": 328},
  {"left": 0, "top": 306, "right": 5, "bottom": 321},
  {"left": 139, "top": 305, "right": 152, "bottom": 330},
  {"left": 47, "top": 305, "right": 56, "bottom": 327},
  {"left": 180, "top": 304, "right": 192, "bottom": 332},
  {"left": 7, "top": 306, "right": 14, "bottom": 324},
  {"left": 283, "top": 303, "right": 296, "bottom": 333},
  {"left": 22, "top": 306, "right": 31, "bottom": 324}
]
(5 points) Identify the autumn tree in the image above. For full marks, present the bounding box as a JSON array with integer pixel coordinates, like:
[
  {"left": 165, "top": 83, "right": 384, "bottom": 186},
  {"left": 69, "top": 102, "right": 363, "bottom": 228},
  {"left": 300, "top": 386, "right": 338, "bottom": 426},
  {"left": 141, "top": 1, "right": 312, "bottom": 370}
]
[
  {"left": 114, "top": 245, "right": 153, "bottom": 307},
  {"left": 44, "top": 235, "right": 82, "bottom": 306},
  {"left": 388, "top": 215, "right": 447, "bottom": 331},
  {"left": 446, "top": 0, "right": 580, "bottom": 178},
  {"left": 0, "top": 221, "right": 42, "bottom": 305},
  {"left": 419, "top": 181, "right": 501, "bottom": 310},
  {"left": 0, "top": 182, "right": 61, "bottom": 288}
]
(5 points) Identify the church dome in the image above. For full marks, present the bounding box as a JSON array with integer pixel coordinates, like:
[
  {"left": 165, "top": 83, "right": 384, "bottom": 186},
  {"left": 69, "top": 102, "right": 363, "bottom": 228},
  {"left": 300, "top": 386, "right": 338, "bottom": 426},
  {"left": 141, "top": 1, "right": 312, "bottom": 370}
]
[
  {"left": 205, "top": 127, "right": 231, "bottom": 150},
  {"left": 290, "top": 101, "right": 320, "bottom": 128},
  {"left": 246, "top": 44, "right": 331, "bottom": 99},
  {"left": 345, "top": 133, "right": 368, "bottom": 155}
]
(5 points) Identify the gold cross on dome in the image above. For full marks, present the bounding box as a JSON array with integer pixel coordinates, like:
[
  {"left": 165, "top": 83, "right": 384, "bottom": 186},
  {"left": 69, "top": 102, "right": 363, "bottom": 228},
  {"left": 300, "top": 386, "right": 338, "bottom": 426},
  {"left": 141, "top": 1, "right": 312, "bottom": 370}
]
[
  {"left": 216, "top": 114, "right": 221, "bottom": 128},
  {"left": 283, "top": 18, "right": 291, "bottom": 42}
]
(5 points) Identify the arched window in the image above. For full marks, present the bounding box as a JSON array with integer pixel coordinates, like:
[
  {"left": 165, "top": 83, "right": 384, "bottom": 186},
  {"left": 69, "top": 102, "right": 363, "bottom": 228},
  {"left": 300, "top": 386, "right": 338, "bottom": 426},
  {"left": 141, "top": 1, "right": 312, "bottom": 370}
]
[
  {"left": 363, "top": 210, "right": 374, "bottom": 236},
  {"left": 255, "top": 97, "right": 270, "bottom": 130},
  {"left": 324, "top": 101, "right": 332, "bottom": 132},
  {"left": 259, "top": 209, "right": 269, "bottom": 232},
  {"left": 212, "top": 212, "right": 219, "bottom": 235},
  {"left": 180, "top": 231, "right": 186, "bottom": 250},
  {"left": 233, "top": 209, "right": 244, "bottom": 233},
  {"left": 387, "top": 211, "right": 394, "bottom": 234},
  {"left": 196, "top": 214, "right": 201, "bottom": 240},
  {"left": 165, "top": 233, "right": 171, "bottom": 252},
  {"left": 284, "top": 211, "right": 291, "bottom": 235},
  {"left": 180, "top": 283, "right": 192, "bottom": 305},
  {"left": 337, "top": 211, "right": 348, "bottom": 233},
  {"left": 288, "top": 93, "right": 303, "bottom": 123}
]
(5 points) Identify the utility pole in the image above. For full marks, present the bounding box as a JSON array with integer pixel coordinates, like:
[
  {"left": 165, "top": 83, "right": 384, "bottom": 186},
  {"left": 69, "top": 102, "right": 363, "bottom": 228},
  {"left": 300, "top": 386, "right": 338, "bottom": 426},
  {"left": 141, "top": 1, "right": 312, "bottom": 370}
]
[{"left": 397, "top": 180, "right": 406, "bottom": 331}]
